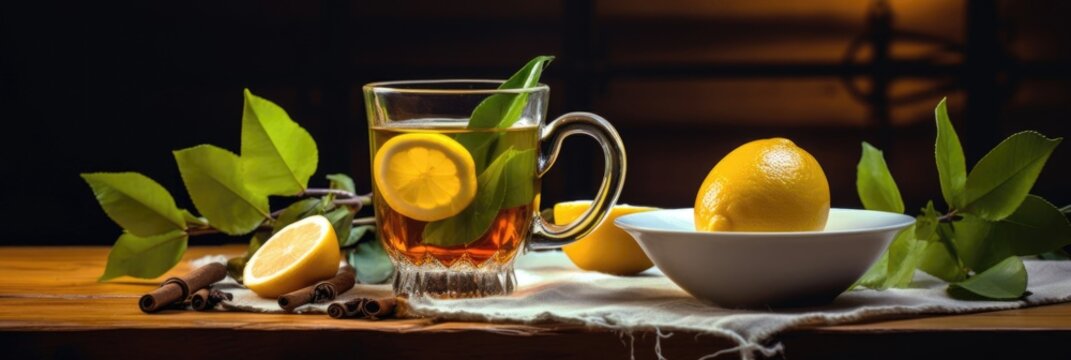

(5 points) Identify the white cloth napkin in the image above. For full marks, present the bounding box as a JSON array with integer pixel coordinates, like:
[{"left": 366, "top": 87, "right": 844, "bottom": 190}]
[
  {"left": 194, "top": 252, "right": 1071, "bottom": 359},
  {"left": 404, "top": 251, "right": 1071, "bottom": 359}
]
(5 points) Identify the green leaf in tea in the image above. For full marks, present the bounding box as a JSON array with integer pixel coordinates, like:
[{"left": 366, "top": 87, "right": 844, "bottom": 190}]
[
  {"left": 934, "top": 98, "right": 967, "bottom": 209},
  {"left": 326, "top": 173, "right": 356, "bottom": 194},
  {"left": 240, "top": 89, "right": 319, "bottom": 196},
  {"left": 500, "top": 148, "right": 537, "bottom": 208},
  {"left": 962, "top": 131, "right": 1061, "bottom": 221},
  {"left": 422, "top": 148, "right": 517, "bottom": 247},
  {"left": 99, "top": 230, "right": 189, "bottom": 281},
  {"left": 954, "top": 195, "right": 1071, "bottom": 271},
  {"left": 272, "top": 198, "right": 321, "bottom": 234},
  {"left": 948, "top": 256, "right": 1028, "bottom": 300},
  {"left": 80, "top": 172, "right": 186, "bottom": 236},
  {"left": 349, "top": 238, "right": 394, "bottom": 284},
  {"left": 469, "top": 56, "right": 554, "bottom": 129},
  {"left": 174, "top": 145, "right": 270, "bottom": 235},
  {"left": 456, "top": 56, "right": 553, "bottom": 172},
  {"left": 856, "top": 142, "right": 904, "bottom": 214}
]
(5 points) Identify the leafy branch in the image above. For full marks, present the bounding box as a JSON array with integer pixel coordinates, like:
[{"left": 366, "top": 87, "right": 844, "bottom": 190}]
[
  {"left": 83, "top": 90, "right": 392, "bottom": 284},
  {"left": 854, "top": 98, "right": 1069, "bottom": 300}
]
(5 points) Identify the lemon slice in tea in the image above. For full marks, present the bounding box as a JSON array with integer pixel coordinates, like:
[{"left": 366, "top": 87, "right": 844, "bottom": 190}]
[
  {"left": 373, "top": 133, "right": 478, "bottom": 222},
  {"left": 244, "top": 215, "right": 340, "bottom": 298}
]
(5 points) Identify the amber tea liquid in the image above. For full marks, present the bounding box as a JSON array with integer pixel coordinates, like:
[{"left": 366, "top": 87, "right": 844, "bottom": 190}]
[{"left": 371, "top": 120, "right": 540, "bottom": 270}]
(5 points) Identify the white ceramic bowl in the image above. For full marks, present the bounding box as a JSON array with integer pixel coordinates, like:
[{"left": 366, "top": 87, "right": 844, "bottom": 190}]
[{"left": 615, "top": 208, "right": 914, "bottom": 308}]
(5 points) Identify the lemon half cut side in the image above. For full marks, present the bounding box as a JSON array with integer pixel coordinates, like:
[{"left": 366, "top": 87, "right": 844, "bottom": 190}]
[{"left": 243, "top": 215, "right": 340, "bottom": 298}]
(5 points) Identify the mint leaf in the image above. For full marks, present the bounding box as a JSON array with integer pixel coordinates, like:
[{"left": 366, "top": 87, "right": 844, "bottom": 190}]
[
  {"left": 80, "top": 172, "right": 186, "bottom": 236},
  {"left": 325, "top": 207, "right": 355, "bottom": 246},
  {"left": 341, "top": 225, "right": 374, "bottom": 248},
  {"left": 955, "top": 195, "right": 1071, "bottom": 271},
  {"left": 919, "top": 223, "right": 968, "bottom": 282},
  {"left": 501, "top": 148, "right": 537, "bottom": 208},
  {"left": 174, "top": 145, "right": 269, "bottom": 235},
  {"left": 422, "top": 148, "right": 517, "bottom": 246},
  {"left": 349, "top": 238, "right": 394, "bottom": 284},
  {"left": 856, "top": 142, "right": 904, "bottom": 213},
  {"left": 456, "top": 56, "right": 553, "bottom": 172},
  {"left": 934, "top": 98, "right": 967, "bottom": 209},
  {"left": 949, "top": 256, "right": 1028, "bottom": 300},
  {"left": 240, "top": 89, "right": 319, "bottom": 196},
  {"left": 962, "top": 131, "right": 1061, "bottom": 220},
  {"left": 99, "top": 230, "right": 188, "bottom": 281},
  {"left": 272, "top": 198, "right": 321, "bottom": 233},
  {"left": 326, "top": 173, "right": 356, "bottom": 194}
]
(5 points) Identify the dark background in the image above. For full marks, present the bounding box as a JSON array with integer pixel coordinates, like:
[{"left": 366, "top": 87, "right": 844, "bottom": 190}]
[{"left": 2, "top": 0, "right": 1068, "bottom": 245}]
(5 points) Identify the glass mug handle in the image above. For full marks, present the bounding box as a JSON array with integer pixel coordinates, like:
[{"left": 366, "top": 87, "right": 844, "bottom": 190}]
[{"left": 529, "top": 112, "right": 626, "bottom": 250}]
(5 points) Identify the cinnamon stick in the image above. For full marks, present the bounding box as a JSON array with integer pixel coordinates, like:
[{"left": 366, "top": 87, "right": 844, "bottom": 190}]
[
  {"left": 190, "top": 288, "right": 232, "bottom": 311},
  {"left": 360, "top": 297, "right": 397, "bottom": 319},
  {"left": 139, "top": 263, "right": 227, "bottom": 313},
  {"left": 278, "top": 266, "right": 356, "bottom": 312},
  {"left": 327, "top": 299, "right": 365, "bottom": 319}
]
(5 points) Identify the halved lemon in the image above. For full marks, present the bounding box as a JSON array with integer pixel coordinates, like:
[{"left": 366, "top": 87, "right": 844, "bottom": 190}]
[
  {"left": 243, "top": 215, "right": 340, "bottom": 298},
  {"left": 373, "top": 133, "right": 478, "bottom": 222}
]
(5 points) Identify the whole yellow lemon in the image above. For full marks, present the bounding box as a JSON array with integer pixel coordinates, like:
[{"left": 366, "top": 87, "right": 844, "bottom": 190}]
[
  {"left": 556, "top": 201, "right": 656, "bottom": 275},
  {"left": 695, "top": 138, "right": 830, "bottom": 232}
]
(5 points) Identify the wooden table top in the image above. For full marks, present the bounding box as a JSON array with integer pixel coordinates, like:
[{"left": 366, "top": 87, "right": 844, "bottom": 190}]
[{"left": 1, "top": 245, "right": 1069, "bottom": 359}]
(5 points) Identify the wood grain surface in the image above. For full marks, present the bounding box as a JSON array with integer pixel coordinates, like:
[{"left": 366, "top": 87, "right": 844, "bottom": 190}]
[{"left": 1, "top": 246, "right": 1069, "bottom": 359}]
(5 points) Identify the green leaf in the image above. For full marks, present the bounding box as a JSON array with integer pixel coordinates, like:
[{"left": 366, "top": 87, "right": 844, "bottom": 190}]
[
  {"left": 349, "top": 239, "right": 394, "bottom": 284},
  {"left": 884, "top": 225, "right": 927, "bottom": 288},
  {"left": 80, "top": 172, "right": 186, "bottom": 236},
  {"left": 248, "top": 230, "right": 270, "bottom": 255},
  {"left": 856, "top": 142, "right": 904, "bottom": 213},
  {"left": 468, "top": 56, "right": 554, "bottom": 129},
  {"left": 240, "top": 89, "right": 319, "bottom": 196},
  {"left": 174, "top": 145, "right": 270, "bottom": 235},
  {"left": 919, "top": 223, "right": 968, "bottom": 282},
  {"left": 182, "top": 209, "right": 209, "bottom": 227},
  {"left": 456, "top": 56, "right": 553, "bottom": 172},
  {"left": 934, "top": 98, "right": 967, "bottom": 209},
  {"left": 501, "top": 148, "right": 537, "bottom": 208},
  {"left": 341, "top": 225, "right": 374, "bottom": 248},
  {"left": 325, "top": 207, "right": 355, "bottom": 246},
  {"left": 99, "top": 230, "right": 188, "bottom": 281},
  {"left": 272, "top": 198, "right": 321, "bottom": 233},
  {"left": 915, "top": 201, "right": 940, "bottom": 241},
  {"left": 855, "top": 250, "right": 890, "bottom": 289},
  {"left": 955, "top": 195, "right": 1071, "bottom": 271},
  {"left": 422, "top": 148, "right": 516, "bottom": 247},
  {"left": 949, "top": 256, "right": 1028, "bottom": 300},
  {"left": 226, "top": 256, "right": 247, "bottom": 284},
  {"left": 326, "top": 173, "right": 356, "bottom": 194},
  {"left": 856, "top": 225, "right": 924, "bottom": 290},
  {"left": 1060, "top": 204, "right": 1070, "bottom": 214},
  {"left": 962, "top": 131, "right": 1061, "bottom": 220}
]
